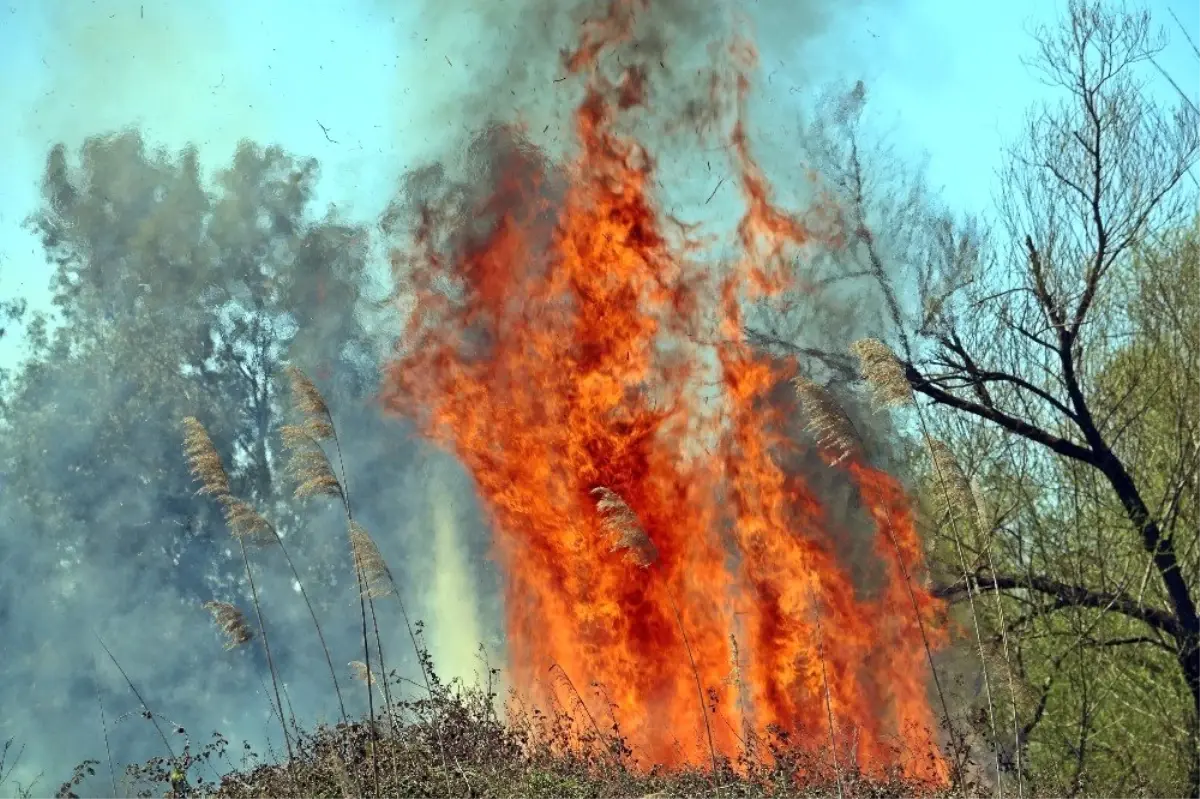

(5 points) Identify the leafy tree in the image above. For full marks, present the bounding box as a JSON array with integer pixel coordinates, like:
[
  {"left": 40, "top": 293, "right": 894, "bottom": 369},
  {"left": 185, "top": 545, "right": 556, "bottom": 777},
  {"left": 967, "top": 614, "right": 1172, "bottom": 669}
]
[{"left": 0, "top": 130, "right": 392, "bottom": 681}]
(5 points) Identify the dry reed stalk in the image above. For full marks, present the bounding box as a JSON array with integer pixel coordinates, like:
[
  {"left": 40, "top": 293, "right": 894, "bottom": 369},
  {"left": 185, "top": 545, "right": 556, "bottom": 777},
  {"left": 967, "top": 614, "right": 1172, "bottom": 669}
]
[
  {"left": 96, "top": 695, "right": 118, "bottom": 796},
  {"left": 926, "top": 437, "right": 1004, "bottom": 792},
  {"left": 281, "top": 369, "right": 382, "bottom": 795},
  {"left": 181, "top": 417, "right": 294, "bottom": 763},
  {"left": 854, "top": 333, "right": 1012, "bottom": 791},
  {"left": 353, "top": 524, "right": 400, "bottom": 798},
  {"left": 360, "top": 515, "right": 462, "bottom": 794},
  {"left": 547, "top": 664, "right": 622, "bottom": 767},
  {"left": 283, "top": 366, "right": 462, "bottom": 795},
  {"left": 727, "top": 633, "right": 755, "bottom": 757},
  {"left": 970, "top": 477, "right": 992, "bottom": 541},
  {"left": 92, "top": 633, "right": 183, "bottom": 779},
  {"left": 840, "top": 343, "right": 969, "bottom": 791},
  {"left": 809, "top": 591, "right": 845, "bottom": 799},
  {"left": 236, "top": 538, "right": 293, "bottom": 763},
  {"left": 970, "top": 478, "right": 1027, "bottom": 799},
  {"left": 203, "top": 600, "right": 254, "bottom": 649},
  {"left": 854, "top": 338, "right": 1022, "bottom": 772},
  {"left": 588, "top": 487, "right": 715, "bottom": 776},
  {"left": 666, "top": 594, "right": 720, "bottom": 780}
]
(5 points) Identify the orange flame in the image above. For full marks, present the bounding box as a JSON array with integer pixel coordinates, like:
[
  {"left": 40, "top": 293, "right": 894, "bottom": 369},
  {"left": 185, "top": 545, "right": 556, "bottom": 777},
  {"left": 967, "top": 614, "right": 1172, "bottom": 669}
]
[{"left": 383, "top": 0, "right": 946, "bottom": 783}]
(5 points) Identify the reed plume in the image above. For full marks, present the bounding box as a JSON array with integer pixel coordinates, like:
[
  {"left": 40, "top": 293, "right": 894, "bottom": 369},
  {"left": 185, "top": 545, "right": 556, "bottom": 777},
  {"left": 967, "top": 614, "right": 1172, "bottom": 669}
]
[
  {"left": 181, "top": 418, "right": 274, "bottom": 544},
  {"left": 203, "top": 601, "right": 254, "bottom": 649},
  {"left": 279, "top": 381, "right": 344, "bottom": 503},
  {"left": 349, "top": 660, "right": 377, "bottom": 686},
  {"left": 181, "top": 417, "right": 230, "bottom": 497},
  {"left": 285, "top": 365, "right": 334, "bottom": 425},
  {"left": 220, "top": 498, "right": 276, "bottom": 546},
  {"left": 349, "top": 522, "right": 395, "bottom": 600},
  {"left": 280, "top": 416, "right": 335, "bottom": 448},
  {"left": 289, "top": 447, "right": 345, "bottom": 502},
  {"left": 851, "top": 337, "right": 914, "bottom": 408},
  {"left": 591, "top": 487, "right": 659, "bottom": 568},
  {"left": 927, "top": 440, "right": 978, "bottom": 530},
  {"left": 792, "top": 377, "right": 862, "bottom": 464}
]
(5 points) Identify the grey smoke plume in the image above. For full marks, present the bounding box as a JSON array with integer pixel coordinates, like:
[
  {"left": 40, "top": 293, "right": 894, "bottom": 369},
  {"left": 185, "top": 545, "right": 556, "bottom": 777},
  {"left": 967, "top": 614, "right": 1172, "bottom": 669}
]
[
  {"left": 394, "top": 0, "right": 863, "bottom": 126},
  {"left": 386, "top": 0, "right": 873, "bottom": 219}
]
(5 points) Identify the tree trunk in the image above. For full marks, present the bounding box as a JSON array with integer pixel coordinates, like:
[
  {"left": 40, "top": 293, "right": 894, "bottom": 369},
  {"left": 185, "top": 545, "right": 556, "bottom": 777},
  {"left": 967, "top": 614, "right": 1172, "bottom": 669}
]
[
  {"left": 1096, "top": 450, "right": 1199, "bottom": 797},
  {"left": 1179, "top": 632, "right": 1200, "bottom": 799}
]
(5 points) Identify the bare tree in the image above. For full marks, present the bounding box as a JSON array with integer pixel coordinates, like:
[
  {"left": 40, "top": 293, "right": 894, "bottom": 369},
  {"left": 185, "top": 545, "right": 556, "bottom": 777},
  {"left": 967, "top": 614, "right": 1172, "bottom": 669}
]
[{"left": 750, "top": 0, "right": 1198, "bottom": 792}]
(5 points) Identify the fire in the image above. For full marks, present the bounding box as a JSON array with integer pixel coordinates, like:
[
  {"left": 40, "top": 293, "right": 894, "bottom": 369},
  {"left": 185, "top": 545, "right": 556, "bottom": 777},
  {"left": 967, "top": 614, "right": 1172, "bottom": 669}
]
[{"left": 382, "top": 0, "right": 947, "bottom": 784}]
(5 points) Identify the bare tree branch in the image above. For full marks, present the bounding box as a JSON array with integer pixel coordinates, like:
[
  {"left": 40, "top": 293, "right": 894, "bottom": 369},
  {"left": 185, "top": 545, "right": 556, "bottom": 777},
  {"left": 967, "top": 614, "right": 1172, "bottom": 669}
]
[{"left": 934, "top": 569, "right": 1184, "bottom": 639}]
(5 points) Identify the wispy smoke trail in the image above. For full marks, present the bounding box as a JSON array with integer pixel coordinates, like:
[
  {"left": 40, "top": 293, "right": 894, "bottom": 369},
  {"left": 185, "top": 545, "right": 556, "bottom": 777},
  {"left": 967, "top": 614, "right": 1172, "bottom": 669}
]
[{"left": 424, "top": 458, "right": 486, "bottom": 688}]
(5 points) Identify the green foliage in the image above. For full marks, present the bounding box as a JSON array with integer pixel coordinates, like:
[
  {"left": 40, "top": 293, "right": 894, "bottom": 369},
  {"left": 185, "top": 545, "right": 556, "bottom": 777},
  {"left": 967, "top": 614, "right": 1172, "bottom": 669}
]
[{"left": 916, "top": 223, "right": 1200, "bottom": 797}]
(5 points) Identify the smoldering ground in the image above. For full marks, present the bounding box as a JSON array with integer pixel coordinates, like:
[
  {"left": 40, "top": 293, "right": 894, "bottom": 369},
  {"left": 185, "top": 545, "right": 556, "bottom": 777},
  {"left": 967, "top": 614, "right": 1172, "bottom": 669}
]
[{"left": 0, "top": 0, "right": 950, "bottom": 795}]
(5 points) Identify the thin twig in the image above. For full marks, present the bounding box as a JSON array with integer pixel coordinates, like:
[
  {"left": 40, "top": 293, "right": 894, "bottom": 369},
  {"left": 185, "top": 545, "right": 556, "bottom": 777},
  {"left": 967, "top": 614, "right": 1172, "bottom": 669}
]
[
  {"left": 667, "top": 593, "right": 720, "bottom": 779},
  {"left": 96, "top": 695, "right": 118, "bottom": 797}
]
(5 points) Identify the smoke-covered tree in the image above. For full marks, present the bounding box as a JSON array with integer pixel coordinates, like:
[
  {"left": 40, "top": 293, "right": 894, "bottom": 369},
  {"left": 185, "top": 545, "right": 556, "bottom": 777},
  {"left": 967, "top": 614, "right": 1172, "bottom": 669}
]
[{"left": 0, "top": 129, "right": 390, "bottom": 630}]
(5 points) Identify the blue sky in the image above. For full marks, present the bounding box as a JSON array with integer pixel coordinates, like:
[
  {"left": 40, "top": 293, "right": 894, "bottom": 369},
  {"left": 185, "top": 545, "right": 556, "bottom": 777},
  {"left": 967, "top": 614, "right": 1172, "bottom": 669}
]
[{"left": 0, "top": 0, "right": 1196, "bottom": 370}]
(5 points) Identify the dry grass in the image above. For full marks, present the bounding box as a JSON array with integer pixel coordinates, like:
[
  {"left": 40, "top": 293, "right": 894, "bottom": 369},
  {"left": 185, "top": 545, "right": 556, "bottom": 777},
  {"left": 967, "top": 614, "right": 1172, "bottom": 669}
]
[{"left": 94, "top": 669, "right": 968, "bottom": 799}]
